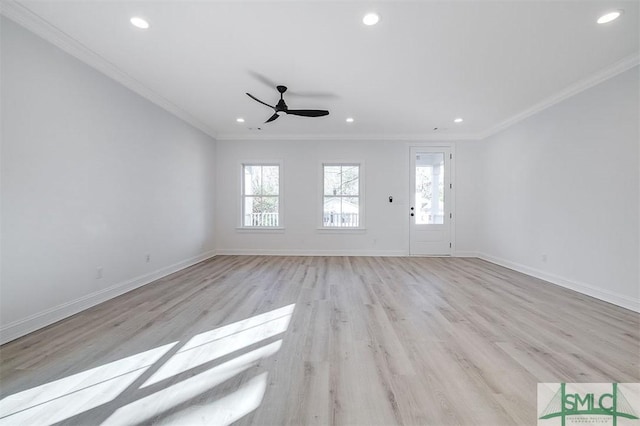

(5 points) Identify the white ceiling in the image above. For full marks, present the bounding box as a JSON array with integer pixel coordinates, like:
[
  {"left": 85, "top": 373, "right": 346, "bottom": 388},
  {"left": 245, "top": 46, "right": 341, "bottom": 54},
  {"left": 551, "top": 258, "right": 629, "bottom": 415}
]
[{"left": 4, "top": 1, "right": 639, "bottom": 140}]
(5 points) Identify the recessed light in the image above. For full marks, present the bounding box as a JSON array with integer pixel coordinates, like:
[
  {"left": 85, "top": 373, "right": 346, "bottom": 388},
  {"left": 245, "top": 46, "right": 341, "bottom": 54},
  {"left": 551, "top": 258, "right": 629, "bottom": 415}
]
[
  {"left": 346, "top": 117, "right": 354, "bottom": 123},
  {"left": 597, "top": 10, "right": 623, "bottom": 24},
  {"left": 454, "top": 118, "right": 464, "bottom": 123},
  {"left": 130, "top": 17, "right": 150, "bottom": 29},
  {"left": 236, "top": 118, "right": 245, "bottom": 123},
  {"left": 363, "top": 13, "right": 379, "bottom": 26}
]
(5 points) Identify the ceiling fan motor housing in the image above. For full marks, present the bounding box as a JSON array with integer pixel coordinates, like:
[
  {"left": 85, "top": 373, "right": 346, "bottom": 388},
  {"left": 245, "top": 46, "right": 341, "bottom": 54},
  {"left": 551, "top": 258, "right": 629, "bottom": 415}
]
[
  {"left": 276, "top": 99, "right": 288, "bottom": 112},
  {"left": 246, "top": 84, "right": 329, "bottom": 123}
]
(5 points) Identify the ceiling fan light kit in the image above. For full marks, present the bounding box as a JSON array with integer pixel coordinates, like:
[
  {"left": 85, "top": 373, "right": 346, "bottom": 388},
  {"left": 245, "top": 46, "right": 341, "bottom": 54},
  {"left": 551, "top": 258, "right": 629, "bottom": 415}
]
[{"left": 246, "top": 85, "right": 330, "bottom": 124}]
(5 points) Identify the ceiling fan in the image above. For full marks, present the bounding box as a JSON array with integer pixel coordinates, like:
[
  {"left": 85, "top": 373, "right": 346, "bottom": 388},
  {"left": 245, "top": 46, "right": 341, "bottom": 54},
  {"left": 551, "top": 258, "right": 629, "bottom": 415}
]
[{"left": 246, "top": 85, "right": 330, "bottom": 123}]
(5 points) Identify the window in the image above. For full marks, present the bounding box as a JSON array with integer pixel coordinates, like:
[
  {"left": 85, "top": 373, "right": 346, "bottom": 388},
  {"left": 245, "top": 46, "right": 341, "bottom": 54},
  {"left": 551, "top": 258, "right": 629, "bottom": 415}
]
[
  {"left": 241, "top": 163, "right": 280, "bottom": 227},
  {"left": 322, "top": 163, "right": 362, "bottom": 228}
]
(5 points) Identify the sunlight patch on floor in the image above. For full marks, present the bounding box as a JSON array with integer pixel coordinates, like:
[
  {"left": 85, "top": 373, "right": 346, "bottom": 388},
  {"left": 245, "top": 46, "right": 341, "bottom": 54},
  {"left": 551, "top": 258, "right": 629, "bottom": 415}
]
[
  {"left": 0, "top": 342, "right": 177, "bottom": 425},
  {"left": 142, "top": 303, "right": 295, "bottom": 387},
  {"left": 103, "top": 343, "right": 280, "bottom": 425},
  {"left": 157, "top": 372, "right": 268, "bottom": 426},
  {"left": 0, "top": 304, "right": 295, "bottom": 426}
]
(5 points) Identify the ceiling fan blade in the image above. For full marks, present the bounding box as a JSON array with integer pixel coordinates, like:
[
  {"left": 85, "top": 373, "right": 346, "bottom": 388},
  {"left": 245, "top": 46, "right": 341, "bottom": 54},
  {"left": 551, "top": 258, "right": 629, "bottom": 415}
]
[
  {"left": 285, "top": 109, "right": 330, "bottom": 117},
  {"left": 287, "top": 91, "right": 339, "bottom": 99},
  {"left": 248, "top": 71, "right": 278, "bottom": 89},
  {"left": 265, "top": 113, "right": 280, "bottom": 123},
  {"left": 248, "top": 72, "right": 339, "bottom": 99},
  {"left": 246, "top": 93, "right": 275, "bottom": 109}
]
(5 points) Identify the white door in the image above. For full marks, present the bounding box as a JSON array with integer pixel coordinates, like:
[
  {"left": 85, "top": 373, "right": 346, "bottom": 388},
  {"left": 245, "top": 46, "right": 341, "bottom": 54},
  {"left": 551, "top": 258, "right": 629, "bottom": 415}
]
[{"left": 409, "top": 147, "right": 452, "bottom": 255}]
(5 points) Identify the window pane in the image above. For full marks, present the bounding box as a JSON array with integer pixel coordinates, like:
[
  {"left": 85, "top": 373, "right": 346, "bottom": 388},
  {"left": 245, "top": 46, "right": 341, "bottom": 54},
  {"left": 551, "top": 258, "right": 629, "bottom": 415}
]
[
  {"left": 244, "top": 165, "right": 262, "bottom": 196},
  {"left": 323, "top": 166, "right": 341, "bottom": 196},
  {"left": 415, "top": 153, "right": 444, "bottom": 225},
  {"left": 244, "top": 196, "right": 279, "bottom": 227},
  {"left": 323, "top": 197, "right": 341, "bottom": 227},
  {"left": 323, "top": 197, "right": 359, "bottom": 227},
  {"left": 323, "top": 164, "right": 359, "bottom": 196},
  {"left": 341, "top": 166, "right": 359, "bottom": 196},
  {"left": 262, "top": 166, "right": 279, "bottom": 195},
  {"left": 343, "top": 197, "right": 359, "bottom": 226}
]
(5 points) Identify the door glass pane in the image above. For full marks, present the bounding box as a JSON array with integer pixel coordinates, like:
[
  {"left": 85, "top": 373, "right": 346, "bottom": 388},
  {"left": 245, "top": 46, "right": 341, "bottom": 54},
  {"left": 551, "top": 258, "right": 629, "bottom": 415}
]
[{"left": 415, "top": 153, "right": 445, "bottom": 224}]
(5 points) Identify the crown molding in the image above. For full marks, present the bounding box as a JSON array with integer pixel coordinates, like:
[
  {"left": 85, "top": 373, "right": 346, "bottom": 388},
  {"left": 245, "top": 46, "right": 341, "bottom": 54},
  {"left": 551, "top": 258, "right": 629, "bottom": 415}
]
[
  {"left": 478, "top": 53, "right": 640, "bottom": 140},
  {"left": 2, "top": 1, "right": 636, "bottom": 144},
  {"left": 1, "top": 1, "right": 218, "bottom": 140},
  {"left": 215, "top": 132, "right": 480, "bottom": 142},
  {"left": 1, "top": 0, "right": 476, "bottom": 143}
]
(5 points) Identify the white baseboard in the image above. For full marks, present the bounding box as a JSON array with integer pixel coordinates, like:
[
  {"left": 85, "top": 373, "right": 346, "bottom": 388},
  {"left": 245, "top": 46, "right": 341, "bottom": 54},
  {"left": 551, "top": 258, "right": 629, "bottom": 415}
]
[
  {"left": 477, "top": 252, "right": 640, "bottom": 313},
  {"left": 0, "top": 250, "right": 217, "bottom": 345},
  {"left": 216, "top": 248, "right": 408, "bottom": 257},
  {"left": 4, "top": 249, "right": 635, "bottom": 344}
]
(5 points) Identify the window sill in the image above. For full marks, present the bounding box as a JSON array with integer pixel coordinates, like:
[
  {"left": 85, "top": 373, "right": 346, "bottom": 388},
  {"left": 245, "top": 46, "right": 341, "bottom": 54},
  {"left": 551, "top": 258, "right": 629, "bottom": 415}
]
[
  {"left": 316, "top": 227, "right": 367, "bottom": 234},
  {"left": 236, "top": 227, "right": 285, "bottom": 233}
]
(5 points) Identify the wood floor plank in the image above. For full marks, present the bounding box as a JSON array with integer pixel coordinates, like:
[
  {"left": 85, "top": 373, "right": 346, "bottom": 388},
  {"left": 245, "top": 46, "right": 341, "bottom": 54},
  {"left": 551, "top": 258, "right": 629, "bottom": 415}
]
[{"left": 1, "top": 256, "right": 638, "bottom": 426}]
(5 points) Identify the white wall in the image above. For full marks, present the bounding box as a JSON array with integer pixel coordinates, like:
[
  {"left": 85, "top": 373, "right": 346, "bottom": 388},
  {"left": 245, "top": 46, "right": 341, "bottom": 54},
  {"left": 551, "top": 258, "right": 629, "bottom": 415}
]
[
  {"left": 0, "top": 17, "right": 217, "bottom": 343},
  {"left": 215, "top": 139, "right": 480, "bottom": 256},
  {"left": 454, "top": 141, "right": 483, "bottom": 255},
  {"left": 477, "top": 66, "right": 639, "bottom": 311},
  {"left": 216, "top": 139, "right": 406, "bottom": 255}
]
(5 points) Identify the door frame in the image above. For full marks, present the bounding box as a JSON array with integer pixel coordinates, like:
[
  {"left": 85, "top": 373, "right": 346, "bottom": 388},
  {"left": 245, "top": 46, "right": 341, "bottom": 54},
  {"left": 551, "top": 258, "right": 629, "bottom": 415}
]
[{"left": 408, "top": 143, "right": 456, "bottom": 256}]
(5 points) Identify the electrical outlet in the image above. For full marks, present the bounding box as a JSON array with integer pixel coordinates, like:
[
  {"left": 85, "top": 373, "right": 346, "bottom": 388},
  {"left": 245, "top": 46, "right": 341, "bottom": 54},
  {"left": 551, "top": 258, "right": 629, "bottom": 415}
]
[
  {"left": 96, "top": 267, "right": 103, "bottom": 279},
  {"left": 146, "top": 254, "right": 151, "bottom": 263},
  {"left": 541, "top": 254, "right": 548, "bottom": 263}
]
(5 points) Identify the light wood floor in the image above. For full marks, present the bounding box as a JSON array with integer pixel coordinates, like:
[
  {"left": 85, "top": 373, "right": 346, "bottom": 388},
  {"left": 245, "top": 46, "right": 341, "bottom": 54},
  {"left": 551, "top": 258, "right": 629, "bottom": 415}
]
[{"left": 1, "top": 256, "right": 638, "bottom": 425}]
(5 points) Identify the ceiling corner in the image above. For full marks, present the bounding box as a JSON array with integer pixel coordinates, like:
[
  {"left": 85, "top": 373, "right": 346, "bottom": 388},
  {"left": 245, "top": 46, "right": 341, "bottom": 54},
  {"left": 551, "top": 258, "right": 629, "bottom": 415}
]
[
  {"left": 478, "top": 52, "right": 640, "bottom": 140},
  {"left": 1, "top": 1, "right": 218, "bottom": 140}
]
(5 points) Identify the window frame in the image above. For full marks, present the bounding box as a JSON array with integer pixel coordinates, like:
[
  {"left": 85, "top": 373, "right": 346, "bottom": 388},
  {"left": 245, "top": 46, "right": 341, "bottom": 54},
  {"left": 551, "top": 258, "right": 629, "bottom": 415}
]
[
  {"left": 319, "top": 161, "right": 365, "bottom": 230},
  {"left": 239, "top": 161, "right": 284, "bottom": 230}
]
